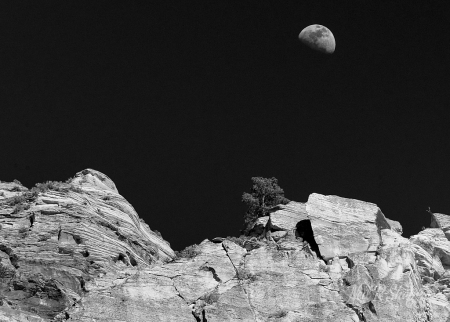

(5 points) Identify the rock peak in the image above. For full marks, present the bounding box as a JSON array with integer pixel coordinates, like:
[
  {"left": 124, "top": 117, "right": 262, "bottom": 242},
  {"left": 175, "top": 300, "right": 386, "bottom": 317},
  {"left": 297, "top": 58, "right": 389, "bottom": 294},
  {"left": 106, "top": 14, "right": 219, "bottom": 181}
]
[{"left": 69, "top": 168, "right": 119, "bottom": 193}]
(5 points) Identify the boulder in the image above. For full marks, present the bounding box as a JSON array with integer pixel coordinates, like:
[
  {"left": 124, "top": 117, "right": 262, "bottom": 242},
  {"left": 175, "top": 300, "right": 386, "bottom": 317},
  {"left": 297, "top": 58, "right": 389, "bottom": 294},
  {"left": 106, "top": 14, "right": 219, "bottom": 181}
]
[
  {"left": 268, "top": 201, "right": 308, "bottom": 231},
  {"left": 306, "top": 193, "right": 390, "bottom": 260}
]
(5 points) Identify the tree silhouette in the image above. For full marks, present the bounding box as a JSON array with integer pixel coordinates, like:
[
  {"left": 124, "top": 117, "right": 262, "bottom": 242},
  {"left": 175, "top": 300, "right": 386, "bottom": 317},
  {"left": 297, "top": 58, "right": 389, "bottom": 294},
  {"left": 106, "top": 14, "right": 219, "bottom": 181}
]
[{"left": 241, "top": 177, "right": 289, "bottom": 234}]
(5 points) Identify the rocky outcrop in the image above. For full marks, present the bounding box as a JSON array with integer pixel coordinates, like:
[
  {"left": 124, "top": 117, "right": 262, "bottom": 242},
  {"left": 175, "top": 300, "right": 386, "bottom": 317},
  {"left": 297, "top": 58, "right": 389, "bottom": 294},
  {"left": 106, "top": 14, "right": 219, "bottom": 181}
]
[
  {"left": 386, "top": 218, "right": 403, "bottom": 235},
  {"left": 0, "top": 169, "right": 174, "bottom": 321},
  {"left": 306, "top": 193, "right": 391, "bottom": 261},
  {"left": 2, "top": 171, "right": 450, "bottom": 321},
  {"left": 430, "top": 213, "right": 450, "bottom": 240}
]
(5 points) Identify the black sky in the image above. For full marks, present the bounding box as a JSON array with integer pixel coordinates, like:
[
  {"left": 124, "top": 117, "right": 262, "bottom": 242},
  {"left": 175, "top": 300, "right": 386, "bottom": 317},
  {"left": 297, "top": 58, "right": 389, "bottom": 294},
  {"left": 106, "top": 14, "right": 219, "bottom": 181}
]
[{"left": 1, "top": 1, "right": 449, "bottom": 251}]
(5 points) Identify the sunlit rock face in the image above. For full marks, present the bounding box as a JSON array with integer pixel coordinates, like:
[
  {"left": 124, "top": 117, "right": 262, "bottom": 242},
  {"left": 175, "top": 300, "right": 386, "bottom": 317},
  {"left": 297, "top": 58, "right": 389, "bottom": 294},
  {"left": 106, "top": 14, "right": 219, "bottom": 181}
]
[
  {"left": 306, "top": 193, "right": 391, "bottom": 260},
  {"left": 430, "top": 212, "right": 450, "bottom": 241},
  {"left": 239, "top": 194, "right": 450, "bottom": 321},
  {"left": 386, "top": 218, "right": 403, "bottom": 235},
  {"left": 2, "top": 176, "right": 450, "bottom": 321},
  {"left": 69, "top": 169, "right": 119, "bottom": 193},
  {"left": 0, "top": 170, "right": 174, "bottom": 321}
]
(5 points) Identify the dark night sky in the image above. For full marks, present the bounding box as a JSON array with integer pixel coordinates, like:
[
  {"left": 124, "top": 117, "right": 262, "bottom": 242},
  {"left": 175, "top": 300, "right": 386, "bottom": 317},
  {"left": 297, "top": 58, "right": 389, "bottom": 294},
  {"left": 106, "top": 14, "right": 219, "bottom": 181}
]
[{"left": 0, "top": 1, "right": 449, "bottom": 251}]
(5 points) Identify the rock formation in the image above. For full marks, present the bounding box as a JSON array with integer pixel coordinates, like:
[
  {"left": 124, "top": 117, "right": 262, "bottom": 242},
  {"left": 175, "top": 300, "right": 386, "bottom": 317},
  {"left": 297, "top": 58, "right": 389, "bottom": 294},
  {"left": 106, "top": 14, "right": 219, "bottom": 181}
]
[{"left": 1, "top": 169, "right": 450, "bottom": 321}]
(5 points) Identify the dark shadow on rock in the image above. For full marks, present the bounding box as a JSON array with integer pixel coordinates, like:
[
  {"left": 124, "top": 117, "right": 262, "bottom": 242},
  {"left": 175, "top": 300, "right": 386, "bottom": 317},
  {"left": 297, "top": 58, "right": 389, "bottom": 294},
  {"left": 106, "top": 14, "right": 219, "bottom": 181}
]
[{"left": 296, "top": 220, "right": 324, "bottom": 261}]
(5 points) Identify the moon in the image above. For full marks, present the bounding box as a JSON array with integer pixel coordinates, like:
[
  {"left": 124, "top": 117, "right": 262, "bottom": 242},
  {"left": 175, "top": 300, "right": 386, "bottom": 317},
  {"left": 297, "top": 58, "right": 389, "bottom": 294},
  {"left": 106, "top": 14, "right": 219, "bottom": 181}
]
[{"left": 298, "top": 25, "right": 335, "bottom": 54}]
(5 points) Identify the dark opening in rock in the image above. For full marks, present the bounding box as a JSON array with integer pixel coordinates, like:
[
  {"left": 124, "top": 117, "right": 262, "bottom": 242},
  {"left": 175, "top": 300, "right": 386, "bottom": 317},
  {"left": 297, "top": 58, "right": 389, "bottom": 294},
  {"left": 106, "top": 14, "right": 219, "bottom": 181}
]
[
  {"left": 29, "top": 214, "right": 35, "bottom": 227},
  {"left": 345, "top": 257, "right": 354, "bottom": 269},
  {"left": 127, "top": 252, "right": 137, "bottom": 266},
  {"left": 192, "top": 312, "right": 201, "bottom": 322},
  {"left": 81, "top": 250, "right": 90, "bottom": 257},
  {"left": 73, "top": 235, "right": 82, "bottom": 244},
  {"left": 117, "top": 253, "right": 127, "bottom": 265},
  {"left": 79, "top": 277, "right": 87, "bottom": 292},
  {"left": 9, "top": 254, "right": 19, "bottom": 269},
  {"left": 296, "top": 220, "right": 323, "bottom": 260},
  {"left": 367, "top": 301, "right": 377, "bottom": 315},
  {"left": 200, "top": 265, "right": 222, "bottom": 283}
]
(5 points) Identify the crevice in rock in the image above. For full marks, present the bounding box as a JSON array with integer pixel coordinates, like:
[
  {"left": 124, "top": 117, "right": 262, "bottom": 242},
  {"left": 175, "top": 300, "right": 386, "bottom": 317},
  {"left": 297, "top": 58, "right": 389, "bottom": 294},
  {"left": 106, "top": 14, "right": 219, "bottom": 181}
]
[
  {"left": 220, "top": 243, "right": 257, "bottom": 322},
  {"left": 222, "top": 243, "right": 258, "bottom": 322},
  {"left": 80, "top": 250, "right": 90, "bottom": 257},
  {"left": 116, "top": 231, "right": 127, "bottom": 242},
  {"left": 73, "top": 235, "right": 82, "bottom": 244},
  {"left": 172, "top": 282, "right": 188, "bottom": 304},
  {"left": 97, "top": 219, "right": 118, "bottom": 232},
  {"left": 367, "top": 301, "right": 377, "bottom": 315},
  {"left": 191, "top": 298, "right": 211, "bottom": 322},
  {"left": 345, "top": 257, "right": 355, "bottom": 269},
  {"left": 221, "top": 243, "right": 239, "bottom": 274},
  {"left": 346, "top": 304, "right": 367, "bottom": 322},
  {"left": 115, "top": 253, "right": 128, "bottom": 265},
  {"left": 221, "top": 243, "right": 249, "bottom": 287},
  {"left": 132, "top": 240, "right": 142, "bottom": 247},
  {"left": 29, "top": 214, "right": 35, "bottom": 227},
  {"left": 78, "top": 276, "right": 88, "bottom": 292},
  {"left": 126, "top": 251, "right": 137, "bottom": 266},
  {"left": 192, "top": 313, "right": 201, "bottom": 322},
  {"left": 9, "top": 254, "right": 19, "bottom": 269},
  {"left": 296, "top": 220, "right": 324, "bottom": 261},
  {"left": 199, "top": 264, "right": 221, "bottom": 283},
  {"left": 191, "top": 309, "right": 209, "bottom": 322}
]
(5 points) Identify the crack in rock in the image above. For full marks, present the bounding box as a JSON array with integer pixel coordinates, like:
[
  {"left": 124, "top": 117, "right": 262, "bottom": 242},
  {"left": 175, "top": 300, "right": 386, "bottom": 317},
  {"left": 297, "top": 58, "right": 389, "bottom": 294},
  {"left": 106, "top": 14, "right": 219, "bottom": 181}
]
[
  {"left": 199, "top": 263, "right": 221, "bottom": 283},
  {"left": 221, "top": 242, "right": 258, "bottom": 322}
]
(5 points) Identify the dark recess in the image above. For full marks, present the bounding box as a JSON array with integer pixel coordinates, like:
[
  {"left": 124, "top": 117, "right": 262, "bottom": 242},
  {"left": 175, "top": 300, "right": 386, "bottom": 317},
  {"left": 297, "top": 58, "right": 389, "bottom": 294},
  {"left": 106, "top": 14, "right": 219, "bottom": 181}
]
[
  {"left": 29, "top": 214, "right": 35, "bottom": 227},
  {"left": 73, "top": 235, "right": 82, "bottom": 244},
  {"left": 296, "top": 220, "right": 324, "bottom": 260}
]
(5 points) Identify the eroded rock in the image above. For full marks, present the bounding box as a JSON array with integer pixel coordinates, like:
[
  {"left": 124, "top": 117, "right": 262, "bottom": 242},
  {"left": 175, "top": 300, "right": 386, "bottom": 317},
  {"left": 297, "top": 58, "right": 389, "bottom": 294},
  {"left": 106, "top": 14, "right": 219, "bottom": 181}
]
[
  {"left": 306, "top": 193, "right": 391, "bottom": 260},
  {"left": 3, "top": 174, "right": 450, "bottom": 321},
  {"left": 0, "top": 170, "right": 175, "bottom": 321}
]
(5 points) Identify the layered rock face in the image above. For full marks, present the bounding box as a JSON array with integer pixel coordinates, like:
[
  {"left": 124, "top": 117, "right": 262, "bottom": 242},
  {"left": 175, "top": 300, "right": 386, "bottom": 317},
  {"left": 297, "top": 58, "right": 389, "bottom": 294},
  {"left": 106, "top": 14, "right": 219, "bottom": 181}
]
[
  {"left": 0, "top": 169, "right": 174, "bottom": 321},
  {"left": 1, "top": 170, "right": 450, "bottom": 321}
]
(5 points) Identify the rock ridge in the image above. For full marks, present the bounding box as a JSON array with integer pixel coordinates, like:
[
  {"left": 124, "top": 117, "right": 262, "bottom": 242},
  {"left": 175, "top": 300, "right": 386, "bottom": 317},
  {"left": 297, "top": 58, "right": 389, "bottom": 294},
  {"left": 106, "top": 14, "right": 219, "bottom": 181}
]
[{"left": 1, "top": 169, "right": 450, "bottom": 321}]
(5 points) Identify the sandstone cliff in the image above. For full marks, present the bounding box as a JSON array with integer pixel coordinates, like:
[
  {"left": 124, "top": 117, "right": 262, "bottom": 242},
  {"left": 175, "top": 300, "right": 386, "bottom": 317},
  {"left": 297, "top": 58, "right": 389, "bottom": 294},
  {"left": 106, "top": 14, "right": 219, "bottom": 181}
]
[{"left": 1, "top": 170, "right": 450, "bottom": 321}]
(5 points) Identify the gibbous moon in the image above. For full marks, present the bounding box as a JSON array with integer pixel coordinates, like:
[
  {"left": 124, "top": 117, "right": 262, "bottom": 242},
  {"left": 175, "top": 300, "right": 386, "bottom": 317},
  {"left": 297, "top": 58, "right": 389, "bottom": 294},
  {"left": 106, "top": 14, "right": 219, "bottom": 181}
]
[{"left": 298, "top": 25, "right": 335, "bottom": 54}]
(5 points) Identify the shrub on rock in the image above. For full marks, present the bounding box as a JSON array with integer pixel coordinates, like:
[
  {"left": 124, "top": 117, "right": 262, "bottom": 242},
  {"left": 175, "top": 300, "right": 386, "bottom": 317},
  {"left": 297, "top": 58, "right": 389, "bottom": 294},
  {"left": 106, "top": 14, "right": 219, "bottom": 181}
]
[
  {"left": 174, "top": 244, "right": 200, "bottom": 259},
  {"left": 241, "top": 177, "right": 289, "bottom": 234}
]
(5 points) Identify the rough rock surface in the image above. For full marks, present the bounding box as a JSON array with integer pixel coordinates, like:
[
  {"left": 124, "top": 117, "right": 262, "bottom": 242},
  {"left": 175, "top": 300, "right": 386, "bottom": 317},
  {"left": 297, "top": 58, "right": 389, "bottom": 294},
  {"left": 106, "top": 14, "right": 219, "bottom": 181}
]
[
  {"left": 2, "top": 171, "right": 450, "bottom": 321},
  {"left": 0, "top": 169, "right": 174, "bottom": 321},
  {"left": 430, "top": 213, "right": 450, "bottom": 241}
]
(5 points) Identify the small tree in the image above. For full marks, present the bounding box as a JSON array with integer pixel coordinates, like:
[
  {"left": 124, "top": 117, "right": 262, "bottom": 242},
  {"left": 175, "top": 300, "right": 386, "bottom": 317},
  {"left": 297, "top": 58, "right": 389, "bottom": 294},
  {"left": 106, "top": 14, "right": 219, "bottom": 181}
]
[{"left": 241, "top": 177, "right": 289, "bottom": 234}]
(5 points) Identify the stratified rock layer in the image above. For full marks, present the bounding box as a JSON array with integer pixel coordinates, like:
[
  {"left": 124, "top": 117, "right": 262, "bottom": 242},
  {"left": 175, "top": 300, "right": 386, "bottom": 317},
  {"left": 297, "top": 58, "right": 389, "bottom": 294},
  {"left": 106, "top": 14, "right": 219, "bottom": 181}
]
[
  {"left": 2, "top": 172, "right": 450, "bottom": 321},
  {"left": 0, "top": 169, "right": 174, "bottom": 321}
]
